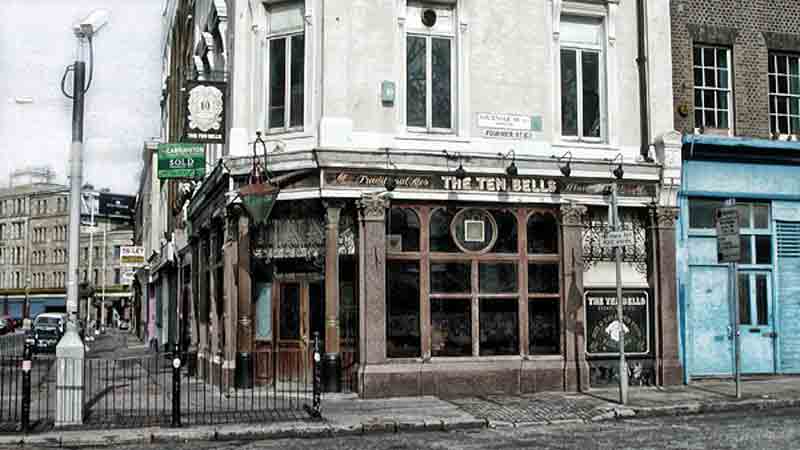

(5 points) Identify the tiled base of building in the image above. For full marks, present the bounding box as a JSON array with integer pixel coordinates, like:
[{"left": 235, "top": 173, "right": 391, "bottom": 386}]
[{"left": 359, "top": 358, "right": 683, "bottom": 398}]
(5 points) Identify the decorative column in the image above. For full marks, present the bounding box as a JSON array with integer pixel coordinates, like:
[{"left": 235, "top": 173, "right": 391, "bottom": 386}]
[
  {"left": 357, "top": 193, "right": 389, "bottom": 395},
  {"left": 653, "top": 206, "right": 683, "bottom": 385},
  {"left": 561, "top": 204, "right": 590, "bottom": 392},
  {"left": 235, "top": 214, "right": 253, "bottom": 387},
  {"left": 323, "top": 201, "right": 344, "bottom": 392}
]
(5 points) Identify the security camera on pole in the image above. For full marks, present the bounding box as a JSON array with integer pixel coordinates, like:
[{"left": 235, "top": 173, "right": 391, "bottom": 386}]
[{"left": 56, "top": 9, "right": 109, "bottom": 428}]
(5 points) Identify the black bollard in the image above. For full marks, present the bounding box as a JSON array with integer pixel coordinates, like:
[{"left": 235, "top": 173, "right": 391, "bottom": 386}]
[
  {"left": 21, "top": 342, "right": 32, "bottom": 432},
  {"left": 171, "top": 343, "right": 181, "bottom": 428}
]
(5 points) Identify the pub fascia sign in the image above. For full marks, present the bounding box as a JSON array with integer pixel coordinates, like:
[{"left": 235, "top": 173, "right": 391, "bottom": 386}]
[{"left": 331, "top": 172, "right": 558, "bottom": 194}]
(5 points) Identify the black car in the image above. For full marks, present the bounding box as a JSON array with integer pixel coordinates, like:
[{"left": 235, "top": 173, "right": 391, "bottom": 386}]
[
  {"left": 27, "top": 314, "right": 66, "bottom": 353},
  {"left": 0, "top": 318, "right": 11, "bottom": 335}
]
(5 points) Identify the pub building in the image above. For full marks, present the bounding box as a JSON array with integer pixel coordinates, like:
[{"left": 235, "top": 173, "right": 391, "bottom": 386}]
[{"left": 183, "top": 144, "right": 682, "bottom": 397}]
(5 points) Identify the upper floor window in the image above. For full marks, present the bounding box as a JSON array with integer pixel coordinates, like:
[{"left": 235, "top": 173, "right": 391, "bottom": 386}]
[
  {"left": 406, "top": 4, "right": 455, "bottom": 132},
  {"left": 769, "top": 52, "right": 800, "bottom": 135},
  {"left": 560, "top": 16, "right": 604, "bottom": 141},
  {"left": 266, "top": 3, "right": 305, "bottom": 133},
  {"left": 694, "top": 45, "right": 731, "bottom": 131}
]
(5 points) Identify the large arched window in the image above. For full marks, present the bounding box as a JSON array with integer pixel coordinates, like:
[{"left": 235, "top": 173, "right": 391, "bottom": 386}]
[{"left": 386, "top": 208, "right": 421, "bottom": 252}]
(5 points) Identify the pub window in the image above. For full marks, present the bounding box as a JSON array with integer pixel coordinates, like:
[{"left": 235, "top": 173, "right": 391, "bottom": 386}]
[
  {"left": 529, "top": 299, "right": 560, "bottom": 354},
  {"left": 560, "top": 15, "right": 604, "bottom": 141},
  {"left": 479, "top": 263, "right": 517, "bottom": 293},
  {"left": 431, "top": 298, "right": 471, "bottom": 357},
  {"left": 431, "top": 262, "right": 470, "bottom": 293},
  {"left": 255, "top": 282, "right": 273, "bottom": 340},
  {"left": 430, "top": 208, "right": 458, "bottom": 252},
  {"left": 265, "top": 3, "right": 305, "bottom": 133},
  {"left": 386, "top": 208, "right": 421, "bottom": 253},
  {"left": 527, "top": 213, "right": 559, "bottom": 254},
  {"left": 479, "top": 299, "right": 519, "bottom": 356},
  {"left": 406, "top": 3, "right": 455, "bottom": 132},
  {"left": 386, "top": 261, "right": 421, "bottom": 358},
  {"left": 492, "top": 210, "right": 518, "bottom": 253}
]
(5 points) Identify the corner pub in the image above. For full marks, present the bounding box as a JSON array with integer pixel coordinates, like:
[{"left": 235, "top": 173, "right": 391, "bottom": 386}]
[{"left": 185, "top": 148, "right": 681, "bottom": 398}]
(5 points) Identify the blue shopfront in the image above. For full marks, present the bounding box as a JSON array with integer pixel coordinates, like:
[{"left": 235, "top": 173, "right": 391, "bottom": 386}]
[{"left": 679, "top": 135, "right": 800, "bottom": 380}]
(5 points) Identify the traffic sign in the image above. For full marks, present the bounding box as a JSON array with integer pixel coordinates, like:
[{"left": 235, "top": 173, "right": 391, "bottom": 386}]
[
  {"left": 716, "top": 206, "right": 740, "bottom": 263},
  {"left": 602, "top": 230, "right": 635, "bottom": 248}
]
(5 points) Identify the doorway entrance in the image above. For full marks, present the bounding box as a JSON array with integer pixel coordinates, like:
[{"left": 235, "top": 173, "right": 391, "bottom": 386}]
[{"left": 272, "top": 278, "right": 325, "bottom": 380}]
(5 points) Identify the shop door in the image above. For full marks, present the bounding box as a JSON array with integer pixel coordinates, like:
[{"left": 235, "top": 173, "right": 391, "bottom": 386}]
[
  {"left": 689, "top": 266, "right": 733, "bottom": 376},
  {"left": 275, "top": 280, "right": 324, "bottom": 380},
  {"left": 737, "top": 272, "right": 775, "bottom": 374}
]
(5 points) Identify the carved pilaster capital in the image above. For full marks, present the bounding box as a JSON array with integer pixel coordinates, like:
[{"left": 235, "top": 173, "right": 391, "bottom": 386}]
[
  {"left": 561, "top": 204, "right": 587, "bottom": 227},
  {"left": 358, "top": 193, "right": 389, "bottom": 222},
  {"left": 651, "top": 206, "right": 679, "bottom": 229},
  {"left": 324, "top": 200, "right": 346, "bottom": 226}
]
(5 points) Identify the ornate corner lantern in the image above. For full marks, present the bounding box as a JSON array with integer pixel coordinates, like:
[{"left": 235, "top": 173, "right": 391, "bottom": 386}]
[{"left": 239, "top": 131, "right": 279, "bottom": 227}]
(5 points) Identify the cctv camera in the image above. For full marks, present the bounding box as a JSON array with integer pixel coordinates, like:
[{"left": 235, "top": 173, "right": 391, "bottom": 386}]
[{"left": 73, "top": 9, "right": 110, "bottom": 38}]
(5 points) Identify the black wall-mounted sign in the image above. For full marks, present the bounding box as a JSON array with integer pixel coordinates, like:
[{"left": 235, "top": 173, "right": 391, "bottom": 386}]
[
  {"left": 585, "top": 289, "right": 650, "bottom": 356},
  {"left": 98, "top": 193, "right": 135, "bottom": 221},
  {"left": 183, "top": 80, "right": 227, "bottom": 144}
]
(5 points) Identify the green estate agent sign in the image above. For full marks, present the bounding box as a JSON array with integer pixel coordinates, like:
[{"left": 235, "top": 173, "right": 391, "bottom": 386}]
[{"left": 158, "top": 143, "right": 206, "bottom": 179}]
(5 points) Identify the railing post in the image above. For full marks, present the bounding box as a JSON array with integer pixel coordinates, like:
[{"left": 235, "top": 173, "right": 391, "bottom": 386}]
[
  {"left": 304, "top": 332, "right": 322, "bottom": 419},
  {"left": 171, "top": 343, "right": 181, "bottom": 428},
  {"left": 20, "top": 341, "right": 32, "bottom": 432}
]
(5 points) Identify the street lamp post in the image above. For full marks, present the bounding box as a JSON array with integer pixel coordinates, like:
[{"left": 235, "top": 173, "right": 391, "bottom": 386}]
[
  {"left": 62, "top": 10, "right": 108, "bottom": 330},
  {"left": 608, "top": 155, "right": 627, "bottom": 405}
]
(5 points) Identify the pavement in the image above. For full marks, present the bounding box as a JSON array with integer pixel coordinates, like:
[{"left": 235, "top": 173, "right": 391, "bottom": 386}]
[{"left": 5, "top": 375, "right": 800, "bottom": 448}]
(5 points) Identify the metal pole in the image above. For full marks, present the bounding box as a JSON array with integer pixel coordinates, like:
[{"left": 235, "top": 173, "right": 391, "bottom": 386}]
[
  {"left": 734, "top": 259, "right": 741, "bottom": 399},
  {"left": 101, "top": 222, "right": 107, "bottom": 332},
  {"left": 613, "top": 182, "right": 628, "bottom": 405},
  {"left": 66, "top": 45, "right": 87, "bottom": 325},
  {"left": 87, "top": 199, "right": 94, "bottom": 340}
]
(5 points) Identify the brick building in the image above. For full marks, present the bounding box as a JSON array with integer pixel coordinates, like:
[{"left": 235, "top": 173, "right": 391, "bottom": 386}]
[{"left": 673, "top": 0, "right": 800, "bottom": 379}]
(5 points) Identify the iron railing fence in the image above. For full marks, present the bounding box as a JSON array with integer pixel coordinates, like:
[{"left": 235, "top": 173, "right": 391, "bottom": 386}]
[
  {"left": 0, "top": 354, "right": 55, "bottom": 433},
  {"left": 0, "top": 334, "right": 25, "bottom": 358}
]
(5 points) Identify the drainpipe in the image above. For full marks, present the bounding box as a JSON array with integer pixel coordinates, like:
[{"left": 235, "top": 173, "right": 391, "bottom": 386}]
[{"left": 636, "top": 0, "right": 652, "bottom": 160}]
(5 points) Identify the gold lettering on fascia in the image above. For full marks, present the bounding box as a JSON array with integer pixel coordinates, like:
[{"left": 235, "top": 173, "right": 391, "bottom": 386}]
[
  {"left": 335, "top": 172, "right": 432, "bottom": 189},
  {"left": 442, "top": 176, "right": 557, "bottom": 194}
]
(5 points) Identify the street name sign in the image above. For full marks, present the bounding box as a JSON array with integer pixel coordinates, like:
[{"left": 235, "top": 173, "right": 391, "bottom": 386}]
[
  {"left": 157, "top": 143, "right": 206, "bottom": 179},
  {"left": 716, "top": 206, "right": 740, "bottom": 263},
  {"left": 602, "top": 230, "right": 635, "bottom": 248}
]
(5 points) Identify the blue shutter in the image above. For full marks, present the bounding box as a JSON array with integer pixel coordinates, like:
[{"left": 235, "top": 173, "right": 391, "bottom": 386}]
[{"left": 777, "top": 222, "right": 800, "bottom": 373}]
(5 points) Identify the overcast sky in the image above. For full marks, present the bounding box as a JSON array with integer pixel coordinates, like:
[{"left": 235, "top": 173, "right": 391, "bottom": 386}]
[{"left": 0, "top": 0, "right": 163, "bottom": 195}]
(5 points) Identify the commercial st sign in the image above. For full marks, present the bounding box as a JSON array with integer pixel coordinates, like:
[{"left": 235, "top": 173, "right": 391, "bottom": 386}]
[{"left": 158, "top": 143, "right": 206, "bottom": 179}]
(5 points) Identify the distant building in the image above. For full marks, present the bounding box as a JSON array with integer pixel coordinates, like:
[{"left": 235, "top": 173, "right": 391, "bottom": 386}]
[{"left": 0, "top": 169, "right": 134, "bottom": 325}]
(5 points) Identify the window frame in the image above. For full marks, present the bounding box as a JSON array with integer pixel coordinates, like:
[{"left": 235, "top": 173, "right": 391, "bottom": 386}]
[
  {"left": 693, "top": 44, "right": 734, "bottom": 132},
  {"left": 263, "top": 4, "right": 306, "bottom": 135},
  {"left": 558, "top": 15, "right": 606, "bottom": 143},
  {"left": 404, "top": 3, "right": 457, "bottom": 135},
  {"left": 768, "top": 51, "right": 800, "bottom": 136},
  {"left": 386, "top": 205, "right": 562, "bottom": 360}
]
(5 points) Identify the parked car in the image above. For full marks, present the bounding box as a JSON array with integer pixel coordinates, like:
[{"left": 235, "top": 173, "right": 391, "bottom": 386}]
[
  {"left": 27, "top": 313, "right": 67, "bottom": 353},
  {"left": 0, "top": 318, "right": 11, "bottom": 335},
  {"left": 0, "top": 315, "right": 16, "bottom": 333}
]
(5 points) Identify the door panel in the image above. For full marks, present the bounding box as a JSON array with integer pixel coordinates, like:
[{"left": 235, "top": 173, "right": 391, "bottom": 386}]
[
  {"left": 689, "top": 266, "right": 733, "bottom": 376},
  {"left": 738, "top": 272, "right": 775, "bottom": 374},
  {"left": 276, "top": 282, "right": 307, "bottom": 380}
]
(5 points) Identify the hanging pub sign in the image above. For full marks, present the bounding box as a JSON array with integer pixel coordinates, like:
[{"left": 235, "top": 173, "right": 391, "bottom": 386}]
[
  {"left": 584, "top": 290, "right": 650, "bottom": 356},
  {"left": 183, "top": 80, "right": 226, "bottom": 143},
  {"left": 158, "top": 143, "right": 206, "bottom": 179}
]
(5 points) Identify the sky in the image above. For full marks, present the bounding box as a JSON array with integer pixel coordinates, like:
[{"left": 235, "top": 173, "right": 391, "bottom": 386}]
[{"left": 0, "top": 0, "right": 163, "bottom": 195}]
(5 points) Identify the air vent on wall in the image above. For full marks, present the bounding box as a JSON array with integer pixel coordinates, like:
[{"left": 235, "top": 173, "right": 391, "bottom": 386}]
[{"left": 777, "top": 221, "right": 800, "bottom": 258}]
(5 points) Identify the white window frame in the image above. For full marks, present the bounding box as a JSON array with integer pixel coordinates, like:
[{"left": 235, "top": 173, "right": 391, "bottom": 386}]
[
  {"left": 558, "top": 15, "right": 606, "bottom": 143},
  {"left": 693, "top": 45, "right": 733, "bottom": 133},
  {"left": 768, "top": 52, "right": 800, "bottom": 137},
  {"left": 263, "top": 3, "right": 306, "bottom": 135},
  {"left": 404, "top": 3, "right": 457, "bottom": 134}
]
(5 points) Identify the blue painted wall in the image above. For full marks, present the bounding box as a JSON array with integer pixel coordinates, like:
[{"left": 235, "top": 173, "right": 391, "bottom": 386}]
[{"left": 680, "top": 159, "right": 800, "bottom": 377}]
